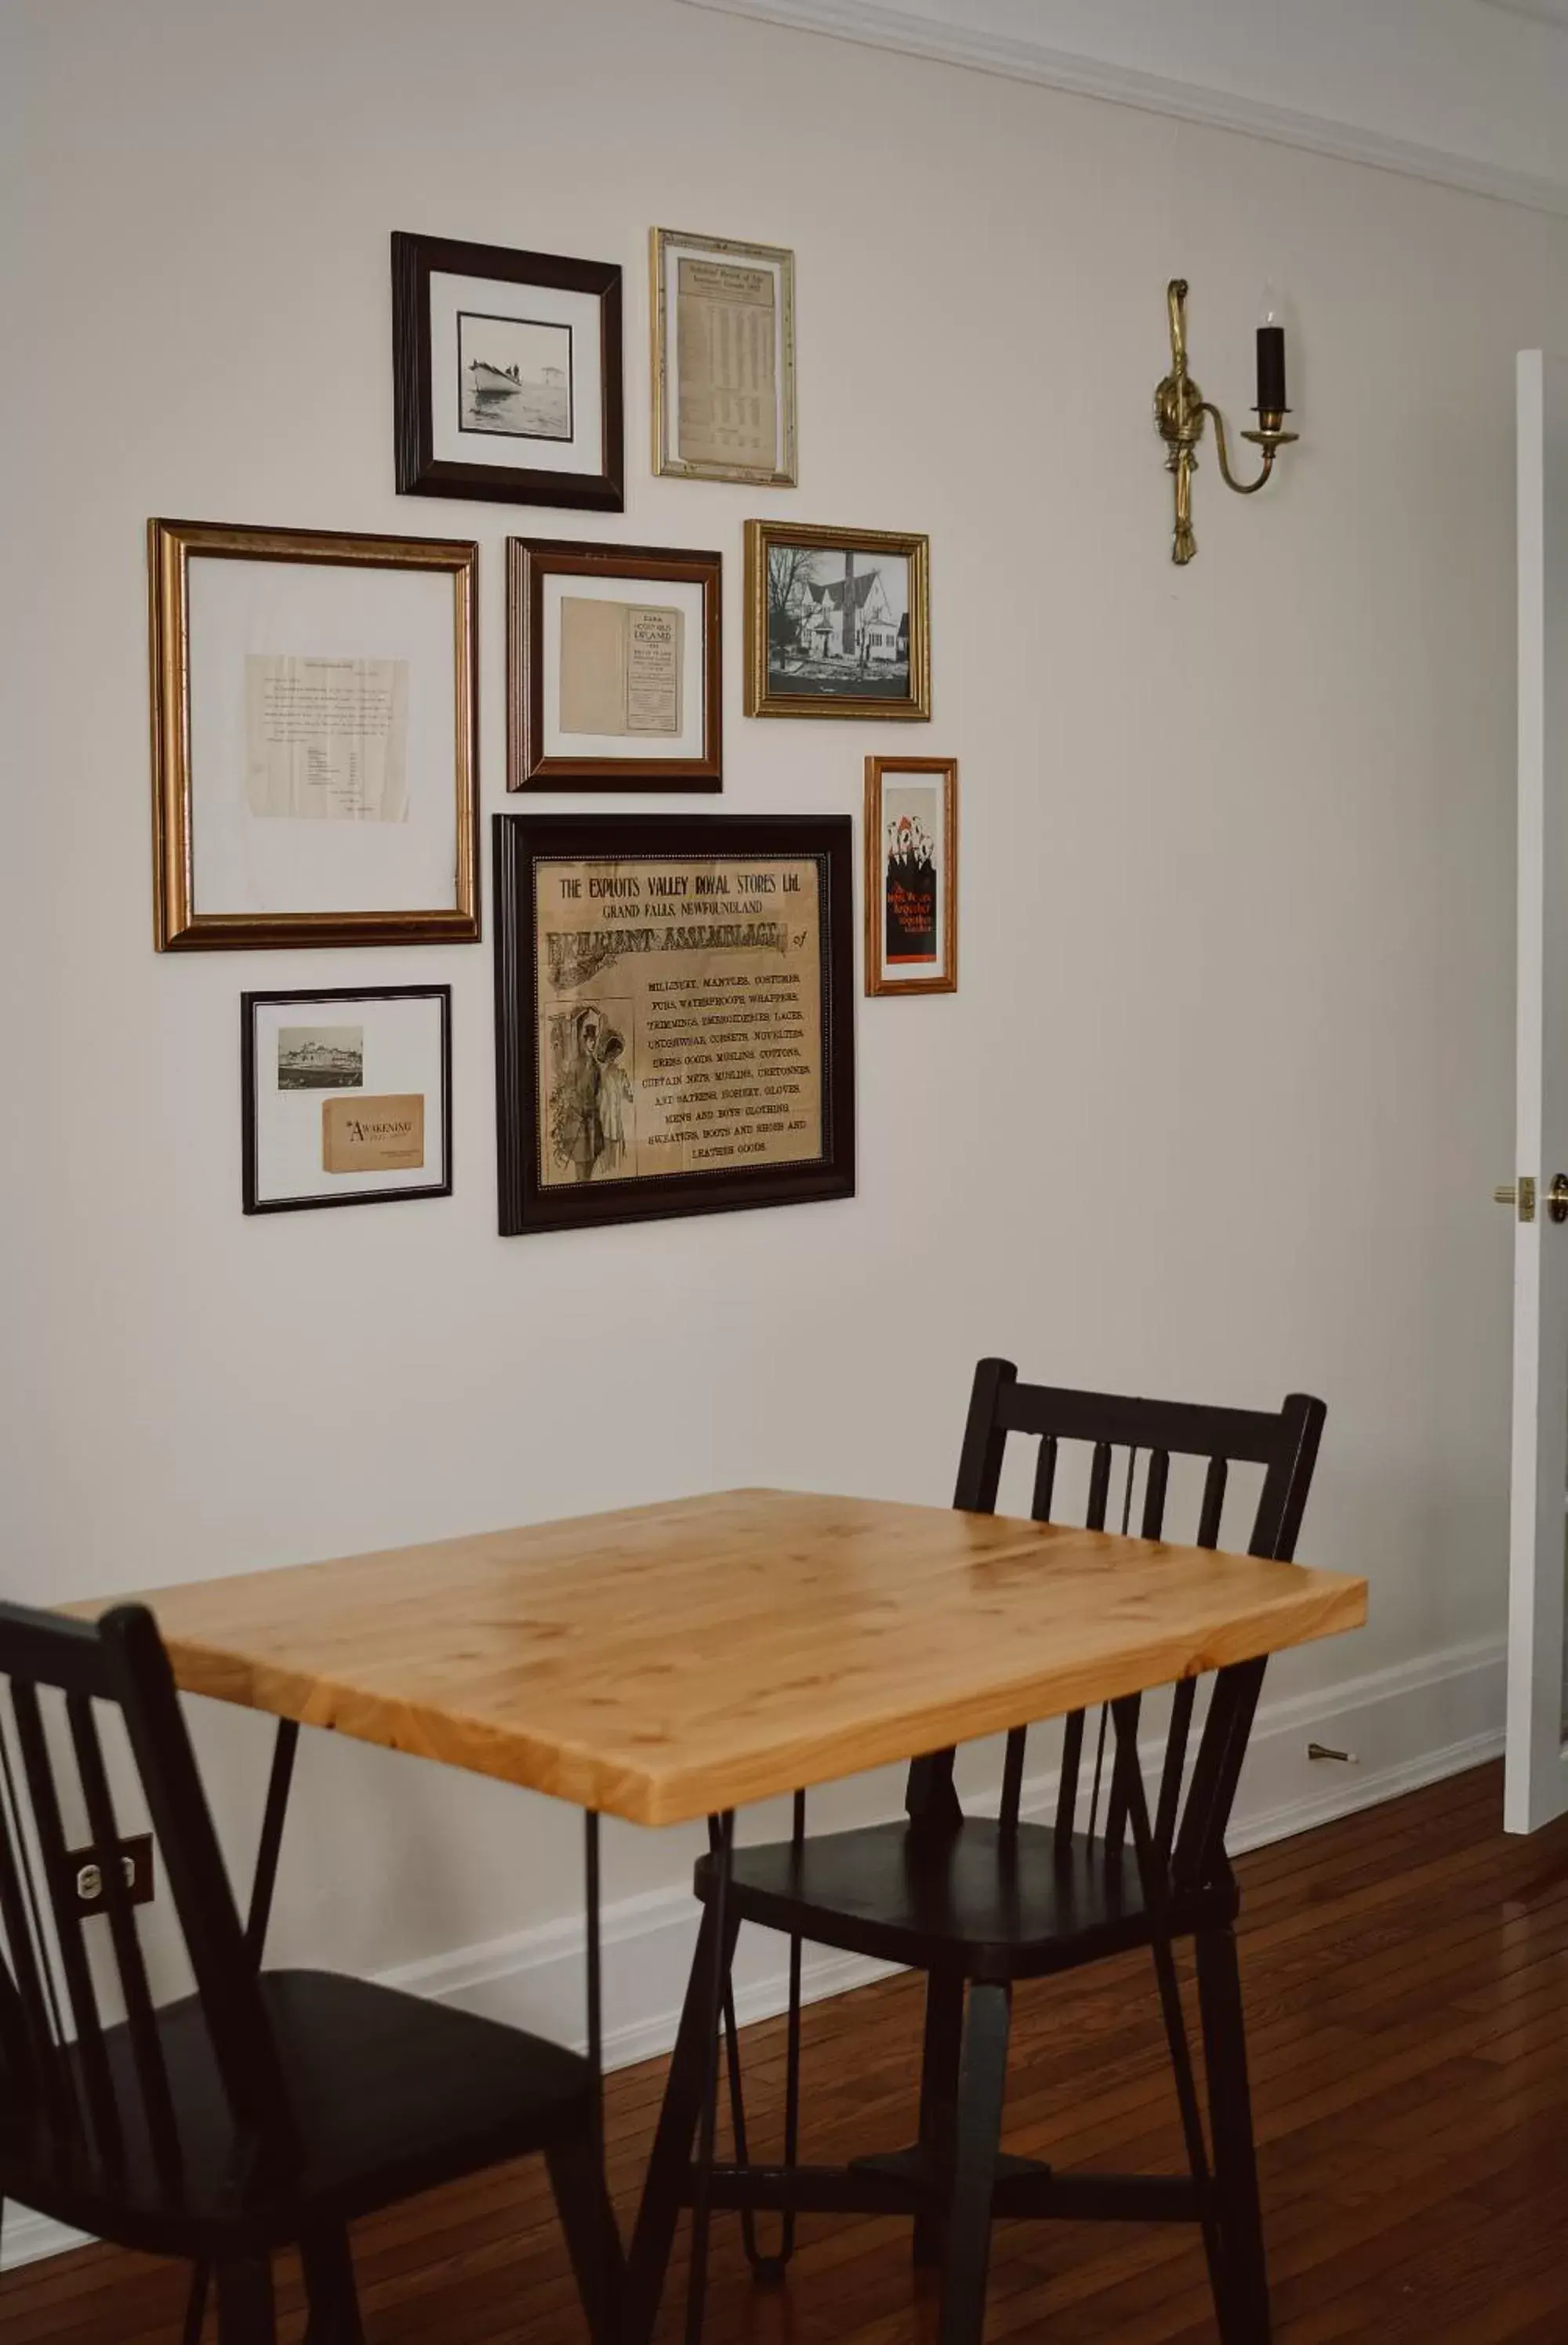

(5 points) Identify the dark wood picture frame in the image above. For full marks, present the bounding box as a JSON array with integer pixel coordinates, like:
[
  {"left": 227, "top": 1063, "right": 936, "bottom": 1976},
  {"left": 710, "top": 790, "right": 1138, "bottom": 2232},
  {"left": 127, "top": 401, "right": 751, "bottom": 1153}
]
[
  {"left": 392, "top": 231, "right": 624, "bottom": 510},
  {"left": 493, "top": 813, "right": 855, "bottom": 1236},
  {"left": 507, "top": 537, "right": 722, "bottom": 791},
  {"left": 148, "top": 517, "right": 480, "bottom": 951},
  {"left": 864, "top": 755, "right": 959, "bottom": 996},
  {"left": 241, "top": 984, "right": 453, "bottom": 1214}
]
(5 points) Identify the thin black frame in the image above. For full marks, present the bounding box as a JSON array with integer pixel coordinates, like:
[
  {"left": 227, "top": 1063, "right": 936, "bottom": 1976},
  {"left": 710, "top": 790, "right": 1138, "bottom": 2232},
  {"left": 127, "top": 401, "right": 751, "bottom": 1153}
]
[
  {"left": 493, "top": 814, "right": 856, "bottom": 1236},
  {"left": 393, "top": 232, "right": 623, "bottom": 510},
  {"left": 241, "top": 985, "right": 453, "bottom": 1215}
]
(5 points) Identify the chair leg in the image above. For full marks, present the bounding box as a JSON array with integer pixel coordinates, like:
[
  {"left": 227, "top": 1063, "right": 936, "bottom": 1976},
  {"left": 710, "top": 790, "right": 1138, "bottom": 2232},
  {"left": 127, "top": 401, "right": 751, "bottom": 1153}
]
[
  {"left": 548, "top": 2129, "right": 623, "bottom": 2345},
  {"left": 1196, "top": 1925, "right": 1272, "bottom": 2345},
  {"left": 936, "top": 1981, "right": 1011, "bottom": 2345},
  {"left": 215, "top": 2257, "right": 276, "bottom": 2345},
  {"left": 624, "top": 1897, "right": 742, "bottom": 2345},
  {"left": 181, "top": 2264, "right": 211, "bottom": 2345},
  {"left": 913, "top": 1968, "right": 964, "bottom": 2267},
  {"left": 302, "top": 2227, "right": 363, "bottom": 2345}
]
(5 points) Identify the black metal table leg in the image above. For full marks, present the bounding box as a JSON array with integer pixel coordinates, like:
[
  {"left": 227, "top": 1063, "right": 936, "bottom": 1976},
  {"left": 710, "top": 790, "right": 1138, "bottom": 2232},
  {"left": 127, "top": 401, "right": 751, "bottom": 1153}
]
[
  {"left": 185, "top": 1718, "right": 300, "bottom": 2345},
  {"left": 684, "top": 1810, "right": 734, "bottom": 2345},
  {"left": 720, "top": 1787, "right": 804, "bottom": 2286},
  {"left": 935, "top": 1980, "right": 1011, "bottom": 2345},
  {"left": 624, "top": 1892, "right": 741, "bottom": 2345}
]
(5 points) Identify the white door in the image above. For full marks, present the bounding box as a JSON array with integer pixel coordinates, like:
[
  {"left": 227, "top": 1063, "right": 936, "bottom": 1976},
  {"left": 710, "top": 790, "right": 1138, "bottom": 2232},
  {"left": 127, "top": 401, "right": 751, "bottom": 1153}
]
[{"left": 1504, "top": 350, "right": 1568, "bottom": 1834}]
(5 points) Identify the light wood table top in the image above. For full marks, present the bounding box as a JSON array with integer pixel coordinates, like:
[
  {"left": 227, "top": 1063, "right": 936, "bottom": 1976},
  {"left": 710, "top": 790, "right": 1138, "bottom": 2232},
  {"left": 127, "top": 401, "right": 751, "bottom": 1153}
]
[{"left": 74, "top": 1490, "right": 1367, "bottom": 1827}]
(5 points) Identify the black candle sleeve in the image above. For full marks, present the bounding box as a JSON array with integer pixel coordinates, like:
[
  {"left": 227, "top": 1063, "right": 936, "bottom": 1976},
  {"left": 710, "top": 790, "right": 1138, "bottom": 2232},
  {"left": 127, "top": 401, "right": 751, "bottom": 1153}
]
[{"left": 1256, "top": 323, "right": 1287, "bottom": 414}]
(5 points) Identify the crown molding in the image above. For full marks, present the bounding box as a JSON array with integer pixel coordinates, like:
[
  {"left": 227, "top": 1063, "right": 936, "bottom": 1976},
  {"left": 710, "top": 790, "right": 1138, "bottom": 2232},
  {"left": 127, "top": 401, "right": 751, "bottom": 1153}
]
[{"left": 680, "top": 0, "right": 1568, "bottom": 220}]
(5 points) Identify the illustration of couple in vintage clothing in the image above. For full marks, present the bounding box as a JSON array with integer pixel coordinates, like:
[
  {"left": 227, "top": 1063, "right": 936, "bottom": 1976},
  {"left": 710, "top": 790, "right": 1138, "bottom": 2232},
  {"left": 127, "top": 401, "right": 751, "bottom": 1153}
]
[{"left": 554, "top": 1004, "right": 633, "bottom": 1182}]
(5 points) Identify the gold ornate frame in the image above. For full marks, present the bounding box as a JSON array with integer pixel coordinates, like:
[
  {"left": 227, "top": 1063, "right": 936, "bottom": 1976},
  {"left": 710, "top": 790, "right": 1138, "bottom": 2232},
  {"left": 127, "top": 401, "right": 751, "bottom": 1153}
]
[
  {"left": 147, "top": 517, "right": 480, "bottom": 950},
  {"left": 651, "top": 228, "right": 797, "bottom": 487},
  {"left": 864, "top": 756, "right": 958, "bottom": 996},
  {"left": 745, "top": 520, "right": 931, "bottom": 721}
]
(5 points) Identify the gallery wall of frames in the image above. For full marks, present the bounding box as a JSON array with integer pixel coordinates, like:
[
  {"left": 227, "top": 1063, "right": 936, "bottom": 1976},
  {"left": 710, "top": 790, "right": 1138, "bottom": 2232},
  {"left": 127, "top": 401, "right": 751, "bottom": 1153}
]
[{"left": 151, "top": 227, "right": 958, "bottom": 1235}]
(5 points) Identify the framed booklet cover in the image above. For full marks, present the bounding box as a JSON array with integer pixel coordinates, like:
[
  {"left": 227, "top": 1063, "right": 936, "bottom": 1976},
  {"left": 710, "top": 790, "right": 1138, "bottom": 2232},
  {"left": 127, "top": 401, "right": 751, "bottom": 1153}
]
[
  {"left": 865, "top": 756, "right": 958, "bottom": 994},
  {"left": 148, "top": 518, "right": 479, "bottom": 949},
  {"left": 507, "top": 538, "right": 722, "bottom": 790},
  {"left": 241, "top": 985, "right": 452, "bottom": 1213},
  {"left": 493, "top": 813, "right": 855, "bottom": 1235}
]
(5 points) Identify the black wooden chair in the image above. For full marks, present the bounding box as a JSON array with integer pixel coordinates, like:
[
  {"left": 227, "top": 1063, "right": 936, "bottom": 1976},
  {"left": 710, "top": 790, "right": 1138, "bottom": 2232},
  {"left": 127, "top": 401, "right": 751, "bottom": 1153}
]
[
  {"left": 626, "top": 1357, "right": 1326, "bottom": 2345},
  {"left": 0, "top": 1599, "right": 617, "bottom": 2343}
]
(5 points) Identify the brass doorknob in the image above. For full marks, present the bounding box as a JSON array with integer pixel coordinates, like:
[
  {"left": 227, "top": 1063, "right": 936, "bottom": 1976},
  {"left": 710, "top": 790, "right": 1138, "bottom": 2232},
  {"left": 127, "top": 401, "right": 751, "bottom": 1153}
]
[{"left": 1552, "top": 1174, "right": 1568, "bottom": 1224}]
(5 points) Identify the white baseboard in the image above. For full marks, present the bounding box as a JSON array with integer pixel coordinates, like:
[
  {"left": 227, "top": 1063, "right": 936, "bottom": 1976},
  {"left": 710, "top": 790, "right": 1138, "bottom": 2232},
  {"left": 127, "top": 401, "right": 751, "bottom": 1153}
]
[{"left": 0, "top": 1634, "right": 1504, "bottom": 2274}]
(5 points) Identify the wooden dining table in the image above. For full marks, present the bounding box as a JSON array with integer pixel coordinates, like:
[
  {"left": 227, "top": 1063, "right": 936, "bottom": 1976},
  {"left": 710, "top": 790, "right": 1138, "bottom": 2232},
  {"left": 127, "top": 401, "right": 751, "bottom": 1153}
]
[{"left": 76, "top": 1485, "right": 1367, "bottom": 2343}]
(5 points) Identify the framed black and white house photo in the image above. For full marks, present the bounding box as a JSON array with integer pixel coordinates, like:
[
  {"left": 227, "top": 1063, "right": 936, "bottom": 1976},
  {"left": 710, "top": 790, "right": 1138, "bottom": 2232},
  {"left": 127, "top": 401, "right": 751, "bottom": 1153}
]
[
  {"left": 241, "top": 985, "right": 452, "bottom": 1214},
  {"left": 392, "top": 232, "right": 624, "bottom": 510}
]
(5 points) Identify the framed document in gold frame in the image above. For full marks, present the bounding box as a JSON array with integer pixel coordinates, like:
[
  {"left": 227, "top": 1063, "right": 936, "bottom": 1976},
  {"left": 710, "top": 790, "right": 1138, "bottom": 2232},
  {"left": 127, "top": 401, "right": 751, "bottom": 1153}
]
[
  {"left": 865, "top": 756, "right": 958, "bottom": 996},
  {"left": 745, "top": 520, "right": 930, "bottom": 721},
  {"left": 148, "top": 517, "right": 479, "bottom": 950},
  {"left": 651, "top": 228, "right": 797, "bottom": 487},
  {"left": 507, "top": 537, "right": 722, "bottom": 792}
]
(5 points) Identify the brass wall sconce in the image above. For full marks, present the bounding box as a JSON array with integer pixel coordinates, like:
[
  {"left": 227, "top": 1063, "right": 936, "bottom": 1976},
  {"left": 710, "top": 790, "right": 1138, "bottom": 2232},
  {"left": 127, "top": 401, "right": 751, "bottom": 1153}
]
[{"left": 1153, "top": 278, "right": 1298, "bottom": 564}]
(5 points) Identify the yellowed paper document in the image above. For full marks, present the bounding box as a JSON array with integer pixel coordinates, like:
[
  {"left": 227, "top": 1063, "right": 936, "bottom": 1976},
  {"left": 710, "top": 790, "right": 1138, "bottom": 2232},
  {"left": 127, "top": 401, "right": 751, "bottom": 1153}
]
[
  {"left": 676, "top": 257, "right": 778, "bottom": 471},
  {"left": 321, "top": 1093, "right": 425, "bottom": 1173},
  {"left": 535, "top": 855, "right": 822, "bottom": 1187},
  {"left": 559, "top": 601, "right": 683, "bottom": 737},
  {"left": 245, "top": 655, "right": 409, "bottom": 821}
]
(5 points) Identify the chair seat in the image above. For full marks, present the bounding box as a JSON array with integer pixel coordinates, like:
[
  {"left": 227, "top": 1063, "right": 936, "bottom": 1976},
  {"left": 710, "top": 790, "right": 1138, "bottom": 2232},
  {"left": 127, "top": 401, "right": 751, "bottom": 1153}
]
[
  {"left": 696, "top": 1819, "right": 1236, "bottom": 1982},
  {"left": 0, "top": 1968, "right": 590, "bottom": 2260}
]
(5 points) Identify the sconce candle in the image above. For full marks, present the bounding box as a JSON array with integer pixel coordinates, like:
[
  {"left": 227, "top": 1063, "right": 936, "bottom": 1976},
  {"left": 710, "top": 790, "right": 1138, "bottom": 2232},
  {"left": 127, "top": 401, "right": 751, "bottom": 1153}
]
[{"left": 1256, "top": 287, "right": 1287, "bottom": 415}]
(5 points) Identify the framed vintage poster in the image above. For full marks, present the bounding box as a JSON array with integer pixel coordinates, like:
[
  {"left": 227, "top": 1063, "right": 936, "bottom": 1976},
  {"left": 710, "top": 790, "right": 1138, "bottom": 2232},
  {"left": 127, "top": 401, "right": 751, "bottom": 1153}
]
[
  {"left": 507, "top": 538, "right": 721, "bottom": 791},
  {"left": 148, "top": 519, "right": 479, "bottom": 950},
  {"left": 493, "top": 813, "right": 855, "bottom": 1235},
  {"left": 651, "top": 227, "right": 797, "bottom": 486},
  {"left": 745, "top": 520, "right": 930, "bottom": 720},
  {"left": 241, "top": 985, "right": 452, "bottom": 1214},
  {"left": 865, "top": 756, "right": 958, "bottom": 995},
  {"left": 392, "top": 232, "right": 623, "bottom": 510}
]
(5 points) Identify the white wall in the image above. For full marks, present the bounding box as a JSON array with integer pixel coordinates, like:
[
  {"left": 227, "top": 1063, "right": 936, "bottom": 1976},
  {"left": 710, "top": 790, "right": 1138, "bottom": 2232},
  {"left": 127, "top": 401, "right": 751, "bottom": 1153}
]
[{"left": 5, "top": 0, "right": 1568, "bottom": 2000}]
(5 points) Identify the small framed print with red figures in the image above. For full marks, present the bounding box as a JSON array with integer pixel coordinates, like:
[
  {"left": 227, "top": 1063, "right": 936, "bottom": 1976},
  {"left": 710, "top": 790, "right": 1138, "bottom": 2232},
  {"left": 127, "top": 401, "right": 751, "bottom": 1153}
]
[{"left": 864, "top": 757, "right": 957, "bottom": 996}]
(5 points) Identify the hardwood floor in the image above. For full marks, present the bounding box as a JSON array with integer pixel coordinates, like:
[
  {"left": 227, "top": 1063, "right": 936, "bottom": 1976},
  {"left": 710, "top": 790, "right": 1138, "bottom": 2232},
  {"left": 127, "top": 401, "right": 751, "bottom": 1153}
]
[{"left": 5, "top": 1762, "right": 1568, "bottom": 2343}]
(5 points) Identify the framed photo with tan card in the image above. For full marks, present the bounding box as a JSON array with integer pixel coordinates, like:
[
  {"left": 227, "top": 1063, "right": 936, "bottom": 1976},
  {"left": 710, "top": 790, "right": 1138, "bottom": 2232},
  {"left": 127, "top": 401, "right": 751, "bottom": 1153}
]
[
  {"left": 651, "top": 228, "right": 797, "bottom": 485},
  {"left": 865, "top": 757, "right": 958, "bottom": 995},
  {"left": 508, "top": 538, "right": 722, "bottom": 790},
  {"left": 241, "top": 985, "right": 452, "bottom": 1213},
  {"left": 149, "top": 518, "right": 479, "bottom": 949}
]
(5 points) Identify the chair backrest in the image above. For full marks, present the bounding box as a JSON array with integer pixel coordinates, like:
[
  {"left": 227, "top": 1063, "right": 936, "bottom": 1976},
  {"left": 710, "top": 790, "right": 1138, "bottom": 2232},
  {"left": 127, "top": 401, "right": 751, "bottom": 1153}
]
[
  {"left": 0, "top": 1600, "right": 294, "bottom": 2191},
  {"left": 906, "top": 1358, "right": 1327, "bottom": 1886}
]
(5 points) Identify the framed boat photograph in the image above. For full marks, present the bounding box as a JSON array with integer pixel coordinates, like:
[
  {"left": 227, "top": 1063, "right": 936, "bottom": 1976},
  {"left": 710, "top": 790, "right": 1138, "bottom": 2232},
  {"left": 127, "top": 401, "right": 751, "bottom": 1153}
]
[
  {"left": 241, "top": 984, "right": 452, "bottom": 1214},
  {"left": 392, "top": 232, "right": 623, "bottom": 510},
  {"left": 507, "top": 537, "right": 721, "bottom": 791},
  {"left": 745, "top": 520, "right": 930, "bottom": 720},
  {"left": 651, "top": 227, "right": 797, "bottom": 486},
  {"left": 148, "top": 517, "right": 479, "bottom": 950},
  {"left": 865, "top": 756, "right": 958, "bottom": 996},
  {"left": 493, "top": 812, "right": 855, "bottom": 1236}
]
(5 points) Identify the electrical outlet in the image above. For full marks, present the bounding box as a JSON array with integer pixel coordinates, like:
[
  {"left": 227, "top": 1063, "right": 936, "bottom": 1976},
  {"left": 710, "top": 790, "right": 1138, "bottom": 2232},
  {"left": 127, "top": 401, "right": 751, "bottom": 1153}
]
[{"left": 64, "top": 1834, "right": 154, "bottom": 1919}]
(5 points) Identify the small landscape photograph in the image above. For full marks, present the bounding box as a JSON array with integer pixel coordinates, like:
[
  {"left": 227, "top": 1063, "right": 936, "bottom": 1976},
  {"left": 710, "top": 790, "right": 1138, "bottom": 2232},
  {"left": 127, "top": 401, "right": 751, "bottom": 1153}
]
[
  {"left": 278, "top": 1025, "right": 364, "bottom": 1090},
  {"left": 458, "top": 311, "right": 573, "bottom": 441}
]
